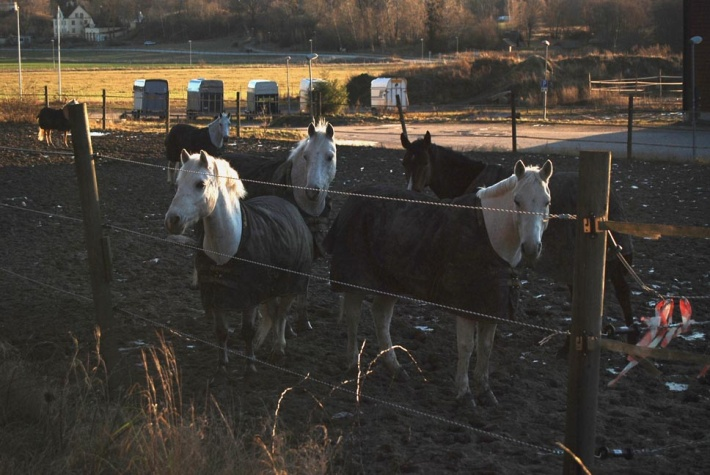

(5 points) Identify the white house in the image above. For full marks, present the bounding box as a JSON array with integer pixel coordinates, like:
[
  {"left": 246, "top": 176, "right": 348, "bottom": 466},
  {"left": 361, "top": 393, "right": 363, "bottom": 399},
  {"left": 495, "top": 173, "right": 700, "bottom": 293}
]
[
  {"left": 53, "top": 3, "right": 127, "bottom": 42},
  {"left": 54, "top": 4, "right": 95, "bottom": 39}
]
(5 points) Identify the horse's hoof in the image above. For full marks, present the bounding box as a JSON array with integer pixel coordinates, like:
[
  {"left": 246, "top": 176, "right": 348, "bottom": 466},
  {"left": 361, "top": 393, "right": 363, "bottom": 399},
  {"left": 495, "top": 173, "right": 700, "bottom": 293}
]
[
  {"left": 295, "top": 319, "right": 313, "bottom": 333},
  {"left": 456, "top": 392, "right": 477, "bottom": 409},
  {"left": 476, "top": 389, "right": 499, "bottom": 407},
  {"left": 268, "top": 350, "right": 286, "bottom": 365},
  {"left": 392, "top": 367, "right": 410, "bottom": 382}
]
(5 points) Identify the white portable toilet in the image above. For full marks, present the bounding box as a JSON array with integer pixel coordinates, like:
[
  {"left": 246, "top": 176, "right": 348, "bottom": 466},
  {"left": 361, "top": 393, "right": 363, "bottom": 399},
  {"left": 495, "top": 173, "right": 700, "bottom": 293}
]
[
  {"left": 370, "top": 77, "right": 408, "bottom": 112},
  {"left": 299, "top": 78, "right": 326, "bottom": 113},
  {"left": 246, "top": 79, "right": 279, "bottom": 115}
]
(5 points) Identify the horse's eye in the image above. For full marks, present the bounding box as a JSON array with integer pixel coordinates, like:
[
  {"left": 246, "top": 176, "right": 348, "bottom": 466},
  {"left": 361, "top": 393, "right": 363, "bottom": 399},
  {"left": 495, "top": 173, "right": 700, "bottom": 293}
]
[
  {"left": 196, "top": 180, "right": 206, "bottom": 190},
  {"left": 327, "top": 154, "right": 334, "bottom": 162},
  {"left": 514, "top": 199, "right": 521, "bottom": 207}
]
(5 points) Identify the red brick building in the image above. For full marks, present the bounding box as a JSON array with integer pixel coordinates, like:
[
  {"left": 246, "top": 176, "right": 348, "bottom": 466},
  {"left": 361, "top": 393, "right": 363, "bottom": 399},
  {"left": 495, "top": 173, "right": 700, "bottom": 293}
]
[{"left": 684, "top": 0, "right": 709, "bottom": 120}]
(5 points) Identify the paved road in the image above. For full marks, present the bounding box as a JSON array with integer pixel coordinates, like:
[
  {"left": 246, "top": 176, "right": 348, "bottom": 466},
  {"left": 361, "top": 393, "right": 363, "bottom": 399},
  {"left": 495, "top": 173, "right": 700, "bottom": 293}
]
[{"left": 331, "top": 122, "right": 710, "bottom": 163}]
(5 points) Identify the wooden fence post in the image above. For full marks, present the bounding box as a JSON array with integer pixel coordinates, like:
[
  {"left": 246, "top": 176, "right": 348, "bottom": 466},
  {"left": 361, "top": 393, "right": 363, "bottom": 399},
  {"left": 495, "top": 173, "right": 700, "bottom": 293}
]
[
  {"left": 236, "top": 91, "right": 241, "bottom": 138},
  {"left": 165, "top": 89, "right": 170, "bottom": 135},
  {"left": 511, "top": 90, "right": 517, "bottom": 152},
  {"left": 44, "top": 86, "right": 48, "bottom": 107},
  {"left": 627, "top": 95, "right": 634, "bottom": 160},
  {"left": 68, "top": 102, "right": 123, "bottom": 397},
  {"left": 102, "top": 89, "right": 107, "bottom": 131},
  {"left": 563, "top": 150, "right": 611, "bottom": 474},
  {"left": 396, "top": 94, "right": 407, "bottom": 138}
]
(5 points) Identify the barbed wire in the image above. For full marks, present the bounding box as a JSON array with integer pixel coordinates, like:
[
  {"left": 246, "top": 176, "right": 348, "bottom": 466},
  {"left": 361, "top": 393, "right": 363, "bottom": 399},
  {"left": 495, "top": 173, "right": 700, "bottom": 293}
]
[{"left": 97, "top": 152, "right": 571, "bottom": 219}]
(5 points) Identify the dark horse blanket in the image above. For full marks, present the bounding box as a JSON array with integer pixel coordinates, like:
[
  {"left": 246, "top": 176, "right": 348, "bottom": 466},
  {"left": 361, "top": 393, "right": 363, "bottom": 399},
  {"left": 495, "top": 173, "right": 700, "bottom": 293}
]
[
  {"left": 324, "top": 184, "right": 518, "bottom": 320},
  {"left": 196, "top": 195, "right": 313, "bottom": 311},
  {"left": 219, "top": 152, "right": 332, "bottom": 257}
]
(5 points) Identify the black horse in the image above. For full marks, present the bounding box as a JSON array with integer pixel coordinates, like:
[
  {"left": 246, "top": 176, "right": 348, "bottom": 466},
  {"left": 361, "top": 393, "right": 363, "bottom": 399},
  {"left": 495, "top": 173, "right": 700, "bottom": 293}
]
[{"left": 401, "top": 131, "right": 636, "bottom": 339}]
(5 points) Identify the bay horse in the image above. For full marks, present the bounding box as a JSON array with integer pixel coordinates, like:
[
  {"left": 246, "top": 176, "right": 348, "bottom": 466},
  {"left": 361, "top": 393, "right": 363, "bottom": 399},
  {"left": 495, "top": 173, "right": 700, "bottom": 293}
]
[
  {"left": 165, "top": 112, "right": 231, "bottom": 185},
  {"left": 165, "top": 150, "right": 313, "bottom": 373},
  {"left": 198, "top": 119, "right": 337, "bottom": 333},
  {"left": 401, "top": 131, "right": 636, "bottom": 338},
  {"left": 324, "top": 160, "right": 553, "bottom": 407}
]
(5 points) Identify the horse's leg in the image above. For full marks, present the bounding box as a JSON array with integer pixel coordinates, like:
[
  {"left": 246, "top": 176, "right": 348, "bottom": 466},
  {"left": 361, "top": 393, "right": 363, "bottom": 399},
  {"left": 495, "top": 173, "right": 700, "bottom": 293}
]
[
  {"left": 272, "top": 295, "right": 297, "bottom": 361},
  {"left": 341, "top": 292, "right": 364, "bottom": 372},
  {"left": 254, "top": 300, "right": 276, "bottom": 352},
  {"left": 242, "top": 306, "right": 258, "bottom": 374},
  {"left": 371, "top": 295, "right": 406, "bottom": 379},
  {"left": 211, "top": 307, "right": 229, "bottom": 369},
  {"left": 455, "top": 316, "right": 476, "bottom": 405},
  {"left": 473, "top": 321, "right": 498, "bottom": 406},
  {"left": 294, "top": 285, "right": 312, "bottom": 333},
  {"left": 63, "top": 131, "right": 69, "bottom": 147}
]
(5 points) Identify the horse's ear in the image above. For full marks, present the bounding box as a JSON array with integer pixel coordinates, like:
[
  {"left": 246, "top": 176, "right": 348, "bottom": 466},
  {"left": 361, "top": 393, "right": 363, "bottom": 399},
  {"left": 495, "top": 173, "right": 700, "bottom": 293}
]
[
  {"left": 308, "top": 122, "right": 316, "bottom": 137},
  {"left": 424, "top": 131, "right": 431, "bottom": 147},
  {"left": 199, "top": 150, "right": 211, "bottom": 168},
  {"left": 540, "top": 160, "right": 553, "bottom": 182},
  {"left": 326, "top": 123, "right": 334, "bottom": 138},
  {"left": 514, "top": 160, "right": 526, "bottom": 179},
  {"left": 180, "top": 149, "right": 191, "bottom": 166},
  {"left": 400, "top": 133, "right": 410, "bottom": 150}
]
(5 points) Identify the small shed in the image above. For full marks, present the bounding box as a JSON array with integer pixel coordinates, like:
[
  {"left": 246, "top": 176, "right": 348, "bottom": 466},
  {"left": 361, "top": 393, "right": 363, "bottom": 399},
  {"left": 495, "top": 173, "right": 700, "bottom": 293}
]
[
  {"left": 186, "top": 79, "right": 224, "bottom": 120},
  {"left": 371, "top": 77, "right": 408, "bottom": 112},
  {"left": 299, "top": 78, "right": 326, "bottom": 113},
  {"left": 246, "top": 79, "right": 279, "bottom": 115},
  {"left": 132, "top": 79, "right": 169, "bottom": 119}
]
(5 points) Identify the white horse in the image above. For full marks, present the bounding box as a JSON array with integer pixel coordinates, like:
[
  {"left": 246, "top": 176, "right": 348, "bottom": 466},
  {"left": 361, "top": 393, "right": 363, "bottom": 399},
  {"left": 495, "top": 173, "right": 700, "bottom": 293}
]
[
  {"left": 324, "top": 160, "right": 553, "bottom": 407},
  {"left": 165, "top": 112, "right": 231, "bottom": 185},
  {"left": 165, "top": 150, "right": 313, "bottom": 373},
  {"left": 215, "top": 120, "right": 337, "bottom": 331}
]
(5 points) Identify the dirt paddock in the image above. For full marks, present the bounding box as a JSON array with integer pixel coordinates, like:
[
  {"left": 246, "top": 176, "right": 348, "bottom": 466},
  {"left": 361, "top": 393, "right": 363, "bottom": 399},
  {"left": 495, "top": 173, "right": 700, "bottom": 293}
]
[{"left": 1, "top": 122, "right": 709, "bottom": 473}]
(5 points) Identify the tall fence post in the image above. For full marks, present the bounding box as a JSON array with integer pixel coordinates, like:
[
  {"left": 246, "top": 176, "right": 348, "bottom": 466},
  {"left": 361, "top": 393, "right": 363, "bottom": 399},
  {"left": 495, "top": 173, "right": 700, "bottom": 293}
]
[
  {"left": 563, "top": 150, "right": 611, "bottom": 474},
  {"left": 236, "top": 91, "right": 241, "bottom": 138},
  {"left": 165, "top": 89, "right": 170, "bottom": 135},
  {"left": 68, "top": 102, "right": 123, "bottom": 397},
  {"left": 44, "top": 86, "right": 48, "bottom": 107},
  {"left": 102, "top": 89, "right": 107, "bottom": 131},
  {"left": 511, "top": 90, "right": 517, "bottom": 152},
  {"left": 396, "top": 94, "right": 407, "bottom": 138},
  {"left": 627, "top": 95, "right": 634, "bottom": 160}
]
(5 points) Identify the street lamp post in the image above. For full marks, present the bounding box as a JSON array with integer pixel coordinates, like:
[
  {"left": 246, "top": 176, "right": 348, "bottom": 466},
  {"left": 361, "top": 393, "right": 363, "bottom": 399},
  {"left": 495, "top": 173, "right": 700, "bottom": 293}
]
[
  {"left": 309, "top": 38, "right": 313, "bottom": 54},
  {"left": 286, "top": 56, "right": 291, "bottom": 115},
  {"left": 420, "top": 38, "right": 424, "bottom": 60},
  {"left": 542, "top": 40, "right": 550, "bottom": 120},
  {"left": 14, "top": 2, "right": 22, "bottom": 98},
  {"left": 51, "top": 39, "right": 55, "bottom": 69},
  {"left": 690, "top": 35, "right": 703, "bottom": 161},
  {"left": 307, "top": 53, "right": 318, "bottom": 120},
  {"left": 189, "top": 40, "right": 192, "bottom": 65}
]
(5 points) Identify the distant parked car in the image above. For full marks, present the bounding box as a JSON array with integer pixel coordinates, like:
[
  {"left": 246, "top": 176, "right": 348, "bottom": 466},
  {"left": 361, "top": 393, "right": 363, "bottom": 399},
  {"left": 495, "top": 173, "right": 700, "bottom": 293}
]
[{"left": 143, "top": 40, "right": 157, "bottom": 45}]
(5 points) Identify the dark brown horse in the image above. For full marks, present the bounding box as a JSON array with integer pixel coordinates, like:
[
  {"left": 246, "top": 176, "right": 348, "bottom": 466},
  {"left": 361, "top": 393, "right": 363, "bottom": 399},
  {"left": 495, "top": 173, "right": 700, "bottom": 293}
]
[{"left": 401, "top": 131, "right": 636, "bottom": 339}]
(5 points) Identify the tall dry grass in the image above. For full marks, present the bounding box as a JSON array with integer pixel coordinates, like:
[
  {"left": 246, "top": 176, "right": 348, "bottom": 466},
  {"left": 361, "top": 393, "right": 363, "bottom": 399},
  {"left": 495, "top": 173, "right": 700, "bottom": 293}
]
[{"left": 0, "top": 331, "right": 342, "bottom": 474}]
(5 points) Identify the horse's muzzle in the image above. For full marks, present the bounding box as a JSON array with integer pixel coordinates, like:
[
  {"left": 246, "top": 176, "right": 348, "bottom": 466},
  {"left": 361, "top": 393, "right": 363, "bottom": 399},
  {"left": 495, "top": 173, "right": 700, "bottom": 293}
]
[
  {"left": 305, "top": 188, "right": 322, "bottom": 201},
  {"left": 520, "top": 241, "right": 542, "bottom": 266},
  {"left": 165, "top": 214, "right": 186, "bottom": 235}
]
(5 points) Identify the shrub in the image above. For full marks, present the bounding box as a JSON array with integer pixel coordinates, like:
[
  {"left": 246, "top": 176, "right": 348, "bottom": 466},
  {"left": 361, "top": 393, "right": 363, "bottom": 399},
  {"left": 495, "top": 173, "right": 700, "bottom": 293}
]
[{"left": 312, "top": 80, "right": 348, "bottom": 116}]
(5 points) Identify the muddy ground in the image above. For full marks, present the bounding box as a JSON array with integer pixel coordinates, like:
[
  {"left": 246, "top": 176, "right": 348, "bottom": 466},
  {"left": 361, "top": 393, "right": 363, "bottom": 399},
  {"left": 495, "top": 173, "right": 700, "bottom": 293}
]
[{"left": 1, "top": 122, "right": 709, "bottom": 474}]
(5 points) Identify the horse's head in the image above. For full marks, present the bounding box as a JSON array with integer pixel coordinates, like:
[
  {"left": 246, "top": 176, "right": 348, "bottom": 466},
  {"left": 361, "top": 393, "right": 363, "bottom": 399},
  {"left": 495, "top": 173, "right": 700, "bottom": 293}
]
[
  {"left": 511, "top": 160, "right": 553, "bottom": 265},
  {"left": 400, "top": 131, "right": 433, "bottom": 192},
  {"left": 216, "top": 112, "right": 231, "bottom": 143},
  {"left": 165, "top": 149, "right": 245, "bottom": 235},
  {"left": 289, "top": 119, "right": 337, "bottom": 216},
  {"left": 477, "top": 160, "right": 553, "bottom": 267}
]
